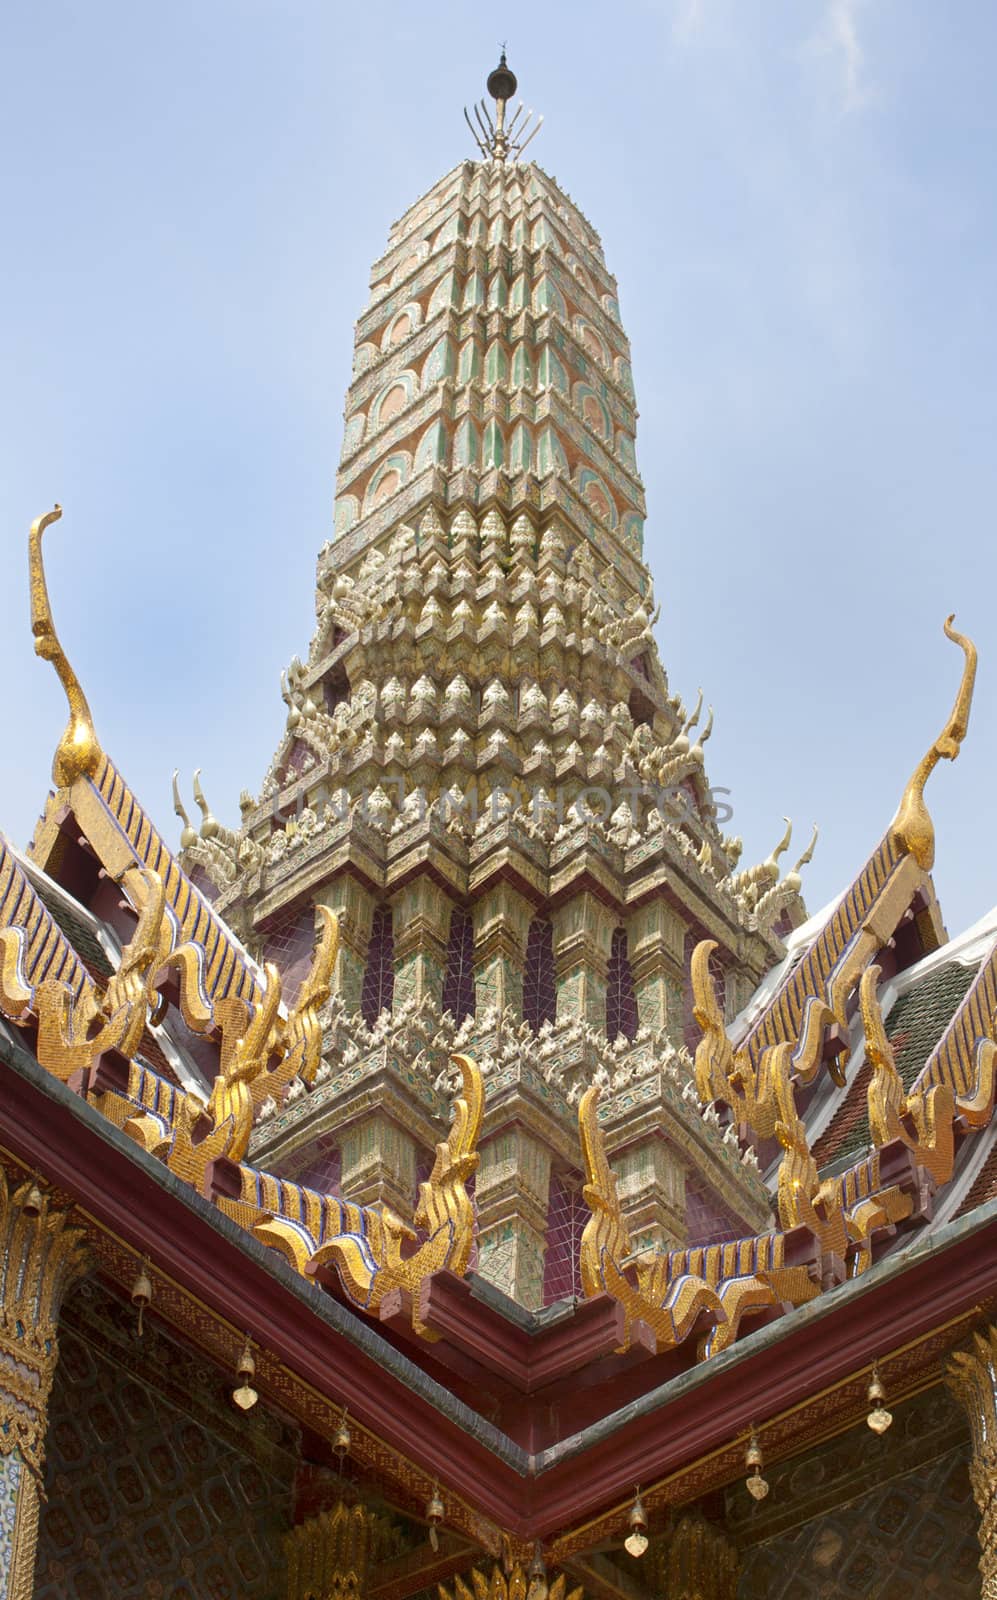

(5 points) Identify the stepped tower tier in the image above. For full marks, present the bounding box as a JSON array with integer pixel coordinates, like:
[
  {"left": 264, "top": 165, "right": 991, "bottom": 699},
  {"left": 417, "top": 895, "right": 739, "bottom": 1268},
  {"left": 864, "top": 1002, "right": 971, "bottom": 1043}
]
[
  {"left": 330, "top": 156, "right": 645, "bottom": 579},
  {"left": 176, "top": 65, "right": 815, "bottom": 1309}
]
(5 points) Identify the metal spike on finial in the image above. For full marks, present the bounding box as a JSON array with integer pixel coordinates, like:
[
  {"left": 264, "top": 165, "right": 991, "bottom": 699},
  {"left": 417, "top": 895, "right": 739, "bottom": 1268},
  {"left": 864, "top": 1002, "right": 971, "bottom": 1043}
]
[{"left": 464, "top": 49, "right": 543, "bottom": 164}]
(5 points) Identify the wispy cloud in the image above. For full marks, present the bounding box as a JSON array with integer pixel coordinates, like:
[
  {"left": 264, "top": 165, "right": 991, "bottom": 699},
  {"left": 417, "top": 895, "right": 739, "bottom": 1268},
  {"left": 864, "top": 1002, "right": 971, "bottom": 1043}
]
[
  {"left": 810, "top": 0, "right": 872, "bottom": 111},
  {"left": 672, "top": 0, "right": 706, "bottom": 44}
]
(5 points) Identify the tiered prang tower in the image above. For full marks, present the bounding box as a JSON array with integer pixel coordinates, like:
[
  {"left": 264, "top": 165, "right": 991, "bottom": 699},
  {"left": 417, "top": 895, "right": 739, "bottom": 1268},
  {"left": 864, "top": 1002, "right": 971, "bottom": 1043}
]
[
  {"left": 177, "top": 62, "right": 814, "bottom": 1309},
  {"left": 5, "top": 53, "right": 997, "bottom": 1600}
]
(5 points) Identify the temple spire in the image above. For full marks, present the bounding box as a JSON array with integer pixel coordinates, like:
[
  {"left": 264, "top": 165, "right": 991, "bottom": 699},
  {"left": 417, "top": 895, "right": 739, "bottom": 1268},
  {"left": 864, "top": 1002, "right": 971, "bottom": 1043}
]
[{"left": 464, "top": 50, "right": 543, "bottom": 164}]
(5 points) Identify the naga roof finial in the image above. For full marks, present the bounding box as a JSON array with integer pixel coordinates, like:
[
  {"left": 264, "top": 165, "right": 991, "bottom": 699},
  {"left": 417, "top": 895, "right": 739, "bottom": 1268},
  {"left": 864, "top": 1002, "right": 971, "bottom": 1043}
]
[
  {"left": 464, "top": 50, "right": 543, "bottom": 165},
  {"left": 172, "top": 772, "right": 198, "bottom": 850},
  {"left": 192, "top": 769, "right": 220, "bottom": 840},
  {"left": 778, "top": 824, "right": 819, "bottom": 900},
  {"left": 793, "top": 823, "right": 819, "bottom": 875},
  {"left": 29, "top": 506, "right": 101, "bottom": 787},
  {"left": 763, "top": 817, "right": 793, "bottom": 882},
  {"left": 683, "top": 688, "right": 703, "bottom": 735},
  {"left": 890, "top": 616, "right": 976, "bottom": 870}
]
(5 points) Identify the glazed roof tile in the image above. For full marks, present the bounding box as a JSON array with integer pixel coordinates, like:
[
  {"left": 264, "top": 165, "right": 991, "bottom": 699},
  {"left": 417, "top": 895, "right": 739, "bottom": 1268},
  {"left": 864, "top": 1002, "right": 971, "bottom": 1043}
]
[
  {"left": 76, "top": 752, "right": 265, "bottom": 1018},
  {"left": 15, "top": 848, "right": 115, "bottom": 983},
  {"left": 819, "top": 960, "right": 977, "bottom": 1169}
]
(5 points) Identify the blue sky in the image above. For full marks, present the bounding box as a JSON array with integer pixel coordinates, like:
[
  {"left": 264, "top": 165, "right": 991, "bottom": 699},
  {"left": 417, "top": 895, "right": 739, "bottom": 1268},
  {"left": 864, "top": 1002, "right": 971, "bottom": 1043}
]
[{"left": 2, "top": 1, "right": 996, "bottom": 934}]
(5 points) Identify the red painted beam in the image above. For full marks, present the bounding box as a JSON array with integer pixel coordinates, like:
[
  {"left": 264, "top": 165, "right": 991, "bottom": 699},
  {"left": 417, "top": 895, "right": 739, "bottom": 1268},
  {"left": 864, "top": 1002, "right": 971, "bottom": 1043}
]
[{"left": 413, "top": 1274, "right": 656, "bottom": 1393}]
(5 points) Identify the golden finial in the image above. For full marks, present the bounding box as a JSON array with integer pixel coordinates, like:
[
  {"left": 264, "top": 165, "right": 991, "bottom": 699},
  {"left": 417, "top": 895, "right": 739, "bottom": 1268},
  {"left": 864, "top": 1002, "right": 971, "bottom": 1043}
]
[
  {"left": 763, "top": 817, "right": 793, "bottom": 881},
  {"left": 793, "top": 823, "right": 819, "bottom": 874},
  {"left": 172, "top": 772, "right": 198, "bottom": 850},
  {"left": 192, "top": 769, "right": 220, "bottom": 840},
  {"left": 683, "top": 688, "right": 703, "bottom": 735},
  {"left": 890, "top": 615, "right": 976, "bottom": 870},
  {"left": 464, "top": 50, "right": 543, "bottom": 164},
  {"left": 775, "top": 824, "right": 819, "bottom": 901},
  {"left": 29, "top": 505, "right": 101, "bottom": 786}
]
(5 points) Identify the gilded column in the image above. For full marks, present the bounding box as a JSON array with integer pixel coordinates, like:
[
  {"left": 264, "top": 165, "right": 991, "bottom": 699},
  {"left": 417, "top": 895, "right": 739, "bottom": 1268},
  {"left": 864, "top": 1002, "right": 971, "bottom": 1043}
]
[
  {"left": 626, "top": 903, "right": 686, "bottom": 1040},
  {"left": 611, "top": 1139, "right": 685, "bottom": 1252},
  {"left": 317, "top": 878, "right": 376, "bottom": 1015},
  {"left": 471, "top": 885, "right": 533, "bottom": 1018},
  {"left": 339, "top": 1116, "right": 417, "bottom": 1218},
  {"left": 475, "top": 1128, "right": 552, "bottom": 1310},
  {"left": 389, "top": 876, "right": 452, "bottom": 1010},
  {"left": 550, "top": 893, "right": 616, "bottom": 1030},
  {"left": 948, "top": 1325, "right": 997, "bottom": 1597},
  {"left": 0, "top": 1171, "right": 88, "bottom": 1599}
]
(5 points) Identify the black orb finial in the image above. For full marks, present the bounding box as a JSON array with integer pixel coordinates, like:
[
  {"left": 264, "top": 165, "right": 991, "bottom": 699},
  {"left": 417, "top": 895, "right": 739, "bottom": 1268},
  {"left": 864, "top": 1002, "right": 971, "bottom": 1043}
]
[{"left": 487, "top": 50, "right": 517, "bottom": 104}]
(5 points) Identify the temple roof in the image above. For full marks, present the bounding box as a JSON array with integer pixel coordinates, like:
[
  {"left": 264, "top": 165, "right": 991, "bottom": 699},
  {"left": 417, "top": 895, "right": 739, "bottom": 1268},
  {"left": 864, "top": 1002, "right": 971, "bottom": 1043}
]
[
  {"left": 5, "top": 83, "right": 997, "bottom": 1559},
  {"left": 5, "top": 504, "right": 993, "bottom": 1393}
]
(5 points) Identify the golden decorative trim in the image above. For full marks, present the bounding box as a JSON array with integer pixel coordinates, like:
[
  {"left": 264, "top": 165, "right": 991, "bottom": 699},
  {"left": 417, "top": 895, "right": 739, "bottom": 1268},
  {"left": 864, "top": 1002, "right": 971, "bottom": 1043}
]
[
  {"left": 255, "top": 1050, "right": 484, "bottom": 1326},
  {"left": 268, "top": 903, "right": 339, "bottom": 1103},
  {"left": 4, "top": 860, "right": 164, "bottom": 1084},
  {"left": 439, "top": 1564, "right": 583, "bottom": 1600},
  {"left": 692, "top": 939, "right": 833, "bottom": 1147},
  {"left": 693, "top": 940, "right": 914, "bottom": 1277},
  {"left": 205, "top": 961, "right": 283, "bottom": 1163},
  {"left": 0, "top": 841, "right": 479, "bottom": 1332},
  {"left": 862, "top": 964, "right": 954, "bottom": 1185},
  {"left": 578, "top": 1082, "right": 817, "bottom": 1362},
  {"left": 7, "top": 1465, "right": 40, "bottom": 1600},
  {"left": 739, "top": 615, "right": 975, "bottom": 1067},
  {"left": 917, "top": 935, "right": 997, "bottom": 1125},
  {"left": 578, "top": 1083, "right": 722, "bottom": 1352},
  {"left": 0, "top": 835, "right": 99, "bottom": 1041},
  {"left": 286, "top": 1500, "right": 380, "bottom": 1600}
]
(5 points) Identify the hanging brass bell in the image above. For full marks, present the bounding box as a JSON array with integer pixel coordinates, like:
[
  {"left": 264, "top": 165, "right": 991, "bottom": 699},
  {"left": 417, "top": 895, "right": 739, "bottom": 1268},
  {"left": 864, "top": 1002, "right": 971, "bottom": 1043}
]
[
  {"left": 131, "top": 1259, "right": 153, "bottom": 1337},
  {"left": 745, "top": 1431, "right": 769, "bottom": 1500},
  {"left": 426, "top": 1482, "right": 444, "bottom": 1552},
  {"left": 233, "top": 1338, "right": 258, "bottom": 1410},
  {"left": 624, "top": 1488, "right": 648, "bottom": 1557},
  {"left": 866, "top": 1364, "right": 893, "bottom": 1434}
]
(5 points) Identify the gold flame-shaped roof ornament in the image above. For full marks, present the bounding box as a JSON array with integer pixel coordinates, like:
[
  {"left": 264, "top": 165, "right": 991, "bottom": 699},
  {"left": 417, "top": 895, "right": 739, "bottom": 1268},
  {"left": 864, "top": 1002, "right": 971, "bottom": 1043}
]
[
  {"left": 29, "top": 505, "right": 102, "bottom": 787},
  {"left": 464, "top": 50, "right": 543, "bottom": 164},
  {"left": 889, "top": 615, "right": 977, "bottom": 870}
]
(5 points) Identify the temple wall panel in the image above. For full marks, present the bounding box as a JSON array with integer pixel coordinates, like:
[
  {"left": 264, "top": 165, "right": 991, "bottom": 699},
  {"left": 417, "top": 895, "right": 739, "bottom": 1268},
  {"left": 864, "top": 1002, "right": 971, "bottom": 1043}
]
[{"left": 35, "top": 1282, "right": 297, "bottom": 1600}]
